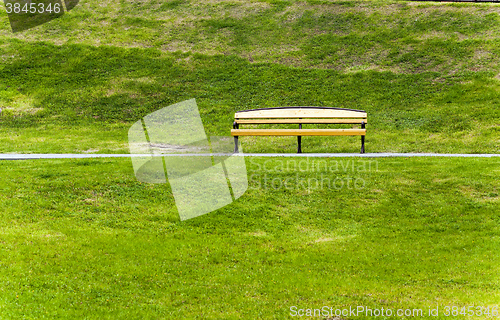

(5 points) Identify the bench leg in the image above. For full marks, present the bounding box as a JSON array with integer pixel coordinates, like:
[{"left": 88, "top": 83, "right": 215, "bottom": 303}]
[
  {"left": 234, "top": 136, "right": 239, "bottom": 153},
  {"left": 360, "top": 121, "right": 366, "bottom": 154},
  {"left": 233, "top": 121, "right": 240, "bottom": 153},
  {"left": 297, "top": 123, "right": 302, "bottom": 153}
]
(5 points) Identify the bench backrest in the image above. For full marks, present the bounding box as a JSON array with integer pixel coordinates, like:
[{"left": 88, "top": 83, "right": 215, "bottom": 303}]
[
  {"left": 235, "top": 107, "right": 366, "bottom": 119},
  {"left": 234, "top": 107, "right": 367, "bottom": 124}
]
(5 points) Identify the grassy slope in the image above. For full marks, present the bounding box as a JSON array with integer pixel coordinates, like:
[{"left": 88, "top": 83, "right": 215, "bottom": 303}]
[
  {"left": 0, "top": 1, "right": 499, "bottom": 319},
  {"left": 0, "top": 157, "right": 499, "bottom": 319},
  {"left": 0, "top": 0, "right": 499, "bottom": 153}
]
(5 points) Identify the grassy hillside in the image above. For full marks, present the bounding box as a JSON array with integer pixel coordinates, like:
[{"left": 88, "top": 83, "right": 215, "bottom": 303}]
[
  {"left": 0, "top": 0, "right": 499, "bottom": 153},
  {"left": 1, "top": 1, "right": 500, "bottom": 319}
]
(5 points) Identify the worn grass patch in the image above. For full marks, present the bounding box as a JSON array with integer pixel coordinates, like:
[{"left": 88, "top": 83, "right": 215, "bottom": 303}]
[{"left": 2, "top": 0, "right": 500, "bottom": 73}]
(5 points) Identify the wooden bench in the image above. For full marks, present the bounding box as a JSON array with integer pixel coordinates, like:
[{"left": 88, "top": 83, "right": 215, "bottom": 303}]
[{"left": 231, "top": 107, "right": 367, "bottom": 153}]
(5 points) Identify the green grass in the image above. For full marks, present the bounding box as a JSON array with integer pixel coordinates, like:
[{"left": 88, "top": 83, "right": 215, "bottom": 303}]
[
  {"left": 0, "top": 0, "right": 499, "bottom": 153},
  {"left": 0, "top": 0, "right": 500, "bottom": 319},
  {"left": 0, "top": 157, "right": 499, "bottom": 319}
]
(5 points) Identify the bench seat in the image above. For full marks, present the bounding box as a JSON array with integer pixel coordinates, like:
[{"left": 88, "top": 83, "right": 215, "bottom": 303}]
[
  {"left": 234, "top": 119, "right": 368, "bottom": 124},
  {"left": 231, "top": 129, "right": 366, "bottom": 136}
]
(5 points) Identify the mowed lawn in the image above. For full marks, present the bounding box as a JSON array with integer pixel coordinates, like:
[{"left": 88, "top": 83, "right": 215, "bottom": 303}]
[
  {"left": 0, "top": 157, "right": 499, "bottom": 319},
  {"left": 0, "top": 0, "right": 499, "bottom": 319},
  {"left": 0, "top": 0, "right": 499, "bottom": 153}
]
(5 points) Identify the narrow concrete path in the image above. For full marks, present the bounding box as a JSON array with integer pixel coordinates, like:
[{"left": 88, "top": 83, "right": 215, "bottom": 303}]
[{"left": 1, "top": 153, "right": 499, "bottom": 160}]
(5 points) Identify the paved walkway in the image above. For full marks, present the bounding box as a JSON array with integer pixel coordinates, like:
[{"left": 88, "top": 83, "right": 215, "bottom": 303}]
[{"left": 1, "top": 153, "right": 499, "bottom": 160}]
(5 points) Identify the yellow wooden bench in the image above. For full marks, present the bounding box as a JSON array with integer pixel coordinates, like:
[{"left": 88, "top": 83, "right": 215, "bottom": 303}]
[{"left": 231, "top": 107, "right": 367, "bottom": 153}]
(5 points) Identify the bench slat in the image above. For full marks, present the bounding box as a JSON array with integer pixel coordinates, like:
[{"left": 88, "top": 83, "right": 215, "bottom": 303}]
[
  {"left": 235, "top": 108, "right": 367, "bottom": 119},
  {"left": 231, "top": 129, "right": 366, "bottom": 136},
  {"left": 235, "top": 119, "right": 367, "bottom": 124}
]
